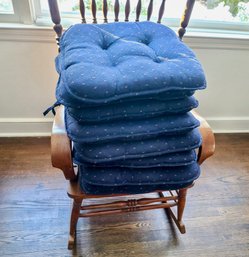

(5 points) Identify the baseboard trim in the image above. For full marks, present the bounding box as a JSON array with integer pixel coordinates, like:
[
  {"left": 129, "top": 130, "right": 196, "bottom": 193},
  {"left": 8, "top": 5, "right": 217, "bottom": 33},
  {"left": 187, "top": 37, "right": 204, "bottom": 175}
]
[
  {"left": 0, "top": 118, "right": 53, "bottom": 137},
  {"left": 0, "top": 132, "right": 51, "bottom": 137},
  {"left": 213, "top": 130, "right": 249, "bottom": 133},
  {"left": 206, "top": 117, "right": 249, "bottom": 133},
  {"left": 0, "top": 116, "right": 248, "bottom": 137}
]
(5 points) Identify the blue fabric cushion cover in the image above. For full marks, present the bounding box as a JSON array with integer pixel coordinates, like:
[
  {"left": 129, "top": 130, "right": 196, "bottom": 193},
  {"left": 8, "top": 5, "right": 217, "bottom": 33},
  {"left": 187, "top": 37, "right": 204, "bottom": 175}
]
[
  {"left": 74, "top": 150, "right": 197, "bottom": 168},
  {"left": 67, "top": 96, "right": 198, "bottom": 122},
  {"left": 73, "top": 128, "right": 201, "bottom": 163},
  {"left": 80, "top": 182, "right": 194, "bottom": 195},
  {"left": 53, "top": 21, "right": 205, "bottom": 195},
  {"left": 65, "top": 111, "right": 200, "bottom": 143},
  {"left": 79, "top": 163, "right": 200, "bottom": 194},
  {"left": 55, "top": 21, "right": 206, "bottom": 107}
]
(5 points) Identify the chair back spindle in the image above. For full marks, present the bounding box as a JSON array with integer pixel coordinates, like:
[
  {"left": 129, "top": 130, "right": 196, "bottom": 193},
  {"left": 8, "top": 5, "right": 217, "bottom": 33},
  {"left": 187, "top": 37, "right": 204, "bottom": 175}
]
[
  {"left": 48, "top": 0, "right": 63, "bottom": 48},
  {"left": 114, "top": 0, "right": 120, "bottom": 22},
  {"left": 178, "top": 0, "right": 195, "bottom": 39},
  {"left": 103, "top": 0, "right": 108, "bottom": 23},
  {"left": 125, "top": 0, "right": 130, "bottom": 22},
  {"left": 48, "top": 0, "right": 196, "bottom": 45},
  {"left": 136, "top": 0, "right": 142, "bottom": 22},
  {"left": 157, "top": 0, "right": 166, "bottom": 24},
  {"left": 91, "top": 0, "right": 97, "bottom": 23},
  {"left": 147, "top": 0, "right": 153, "bottom": 21},
  {"left": 79, "top": 0, "right": 86, "bottom": 23}
]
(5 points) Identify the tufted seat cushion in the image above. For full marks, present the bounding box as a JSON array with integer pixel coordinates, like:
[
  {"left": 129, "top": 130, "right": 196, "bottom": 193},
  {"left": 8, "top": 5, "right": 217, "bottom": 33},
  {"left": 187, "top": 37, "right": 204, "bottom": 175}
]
[
  {"left": 74, "top": 150, "right": 197, "bottom": 168},
  {"left": 55, "top": 21, "right": 206, "bottom": 107},
  {"left": 67, "top": 96, "right": 198, "bottom": 122},
  {"left": 65, "top": 111, "right": 200, "bottom": 143},
  {"left": 73, "top": 128, "right": 201, "bottom": 163},
  {"left": 79, "top": 163, "right": 200, "bottom": 194}
]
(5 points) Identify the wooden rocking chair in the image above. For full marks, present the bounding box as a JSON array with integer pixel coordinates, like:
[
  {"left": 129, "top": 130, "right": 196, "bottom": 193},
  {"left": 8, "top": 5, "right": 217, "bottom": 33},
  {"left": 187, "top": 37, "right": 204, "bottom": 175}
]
[{"left": 48, "top": 0, "right": 215, "bottom": 249}]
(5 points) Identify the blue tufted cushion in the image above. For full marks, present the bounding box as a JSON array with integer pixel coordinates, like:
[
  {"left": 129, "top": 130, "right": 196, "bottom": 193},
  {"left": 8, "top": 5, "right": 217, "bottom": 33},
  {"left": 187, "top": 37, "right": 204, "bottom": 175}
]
[
  {"left": 74, "top": 150, "right": 197, "bottom": 168},
  {"left": 73, "top": 128, "right": 201, "bottom": 163},
  {"left": 66, "top": 111, "right": 200, "bottom": 143},
  {"left": 47, "top": 20, "right": 207, "bottom": 196},
  {"left": 67, "top": 96, "right": 198, "bottom": 122},
  {"left": 80, "top": 182, "right": 194, "bottom": 195},
  {"left": 78, "top": 163, "right": 200, "bottom": 194},
  {"left": 55, "top": 21, "right": 206, "bottom": 107}
]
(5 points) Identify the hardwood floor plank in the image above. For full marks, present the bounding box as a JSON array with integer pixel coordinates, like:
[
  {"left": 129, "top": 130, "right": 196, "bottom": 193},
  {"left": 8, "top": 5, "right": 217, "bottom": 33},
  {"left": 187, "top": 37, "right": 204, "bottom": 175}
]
[{"left": 0, "top": 134, "right": 249, "bottom": 256}]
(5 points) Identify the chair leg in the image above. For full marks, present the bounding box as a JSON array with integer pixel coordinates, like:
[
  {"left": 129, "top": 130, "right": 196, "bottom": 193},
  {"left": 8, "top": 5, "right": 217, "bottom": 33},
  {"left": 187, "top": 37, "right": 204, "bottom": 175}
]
[
  {"left": 159, "top": 189, "right": 187, "bottom": 234},
  {"left": 177, "top": 188, "right": 187, "bottom": 234},
  {"left": 68, "top": 198, "right": 83, "bottom": 250}
]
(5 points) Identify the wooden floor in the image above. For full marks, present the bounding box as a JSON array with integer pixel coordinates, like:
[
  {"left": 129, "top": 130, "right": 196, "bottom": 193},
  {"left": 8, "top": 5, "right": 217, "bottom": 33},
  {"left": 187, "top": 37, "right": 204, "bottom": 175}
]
[{"left": 0, "top": 134, "right": 249, "bottom": 257}]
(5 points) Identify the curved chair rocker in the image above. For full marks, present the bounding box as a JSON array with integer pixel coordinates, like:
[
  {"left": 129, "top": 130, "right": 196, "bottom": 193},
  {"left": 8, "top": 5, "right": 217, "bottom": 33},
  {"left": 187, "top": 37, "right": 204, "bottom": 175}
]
[{"left": 47, "top": 0, "right": 215, "bottom": 250}]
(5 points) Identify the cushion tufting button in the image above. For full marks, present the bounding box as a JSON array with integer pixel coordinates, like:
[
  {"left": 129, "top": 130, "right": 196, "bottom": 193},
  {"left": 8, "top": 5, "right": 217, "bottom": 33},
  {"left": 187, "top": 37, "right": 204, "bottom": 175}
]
[
  {"left": 141, "top": 39, "right": 150, "bottom": 45},
  {"left": 154, "top": 56, "right": 164, "bottom": 63},
  {"left": 102, "top": 45, "right": 108, "bottom": 50}
]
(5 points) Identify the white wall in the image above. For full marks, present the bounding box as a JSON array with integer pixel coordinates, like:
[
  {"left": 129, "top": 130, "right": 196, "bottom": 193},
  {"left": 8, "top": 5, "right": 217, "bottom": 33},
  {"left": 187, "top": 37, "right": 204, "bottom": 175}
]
[
  {"left": 186, "top": 36, "right": 249, "bottom": 133},
  {"left": 0, "top": 28, "right": 248, "bottom": 136}
]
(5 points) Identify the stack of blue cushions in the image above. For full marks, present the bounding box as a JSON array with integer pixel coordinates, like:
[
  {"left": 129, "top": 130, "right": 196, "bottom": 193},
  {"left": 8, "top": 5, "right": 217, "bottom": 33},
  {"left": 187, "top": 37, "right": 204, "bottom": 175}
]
[{"left": 55, "top": 21, "right": 206, "bottom": 195}]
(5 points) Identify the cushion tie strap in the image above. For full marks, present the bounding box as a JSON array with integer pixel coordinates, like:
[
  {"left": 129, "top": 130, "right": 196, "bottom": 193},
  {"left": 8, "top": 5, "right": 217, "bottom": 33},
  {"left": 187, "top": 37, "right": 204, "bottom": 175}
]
[{"left": 43, "top": 101, "right": 61, "bottom": 116}]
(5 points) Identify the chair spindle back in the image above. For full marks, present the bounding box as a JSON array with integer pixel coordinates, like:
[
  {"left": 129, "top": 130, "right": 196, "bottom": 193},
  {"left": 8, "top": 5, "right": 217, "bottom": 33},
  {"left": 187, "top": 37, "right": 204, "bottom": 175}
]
[{"left": 48, "top": 0, "right": 196, "bottom": 48}]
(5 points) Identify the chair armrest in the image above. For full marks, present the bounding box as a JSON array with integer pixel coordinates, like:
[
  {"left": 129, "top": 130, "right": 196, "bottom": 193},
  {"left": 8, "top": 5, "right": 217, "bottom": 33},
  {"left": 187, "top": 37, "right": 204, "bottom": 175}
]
[
  {"left": 192, "top": 111, "right": 215, "bottom": 165},
  {"left": 51, "top": 105, "right": 77, "bottom": 180}
]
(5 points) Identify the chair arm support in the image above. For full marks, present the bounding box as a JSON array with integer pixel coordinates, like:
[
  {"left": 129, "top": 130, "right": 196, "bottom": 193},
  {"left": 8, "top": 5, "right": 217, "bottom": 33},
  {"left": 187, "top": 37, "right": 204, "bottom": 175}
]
[
  {"left": 51, "top": 105, "right": 77, "bottom": 180},
  {"left": 192, "top": 111, "right": 215, "bottom": 165}
]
